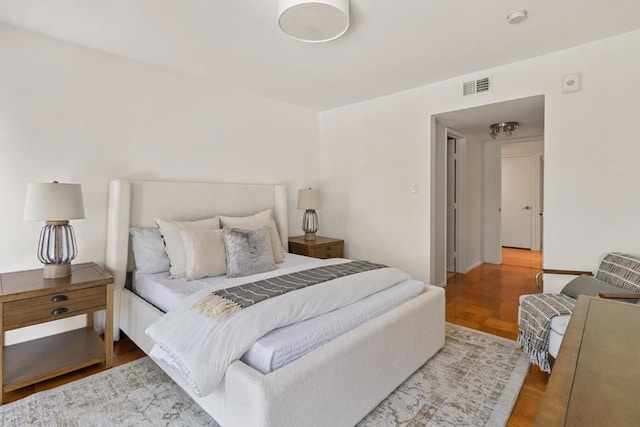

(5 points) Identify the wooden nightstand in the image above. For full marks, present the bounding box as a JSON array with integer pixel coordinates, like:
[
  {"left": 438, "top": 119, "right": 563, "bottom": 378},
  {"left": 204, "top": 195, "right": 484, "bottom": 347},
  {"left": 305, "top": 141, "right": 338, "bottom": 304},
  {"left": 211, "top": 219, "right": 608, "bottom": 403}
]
[
  {"left": 288, "top": 236, "right": 344, "bottom": 259},
  {"left": 0, "top": 262, "right": 113, "bottom": 403}
]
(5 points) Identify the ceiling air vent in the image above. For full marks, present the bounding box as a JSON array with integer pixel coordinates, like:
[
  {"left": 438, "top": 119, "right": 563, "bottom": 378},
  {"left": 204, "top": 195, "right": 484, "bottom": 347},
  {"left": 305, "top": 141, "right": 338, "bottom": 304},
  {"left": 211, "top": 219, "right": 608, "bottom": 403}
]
[{"left": 463, "top": 77, "right": 491, "bottom": 96}]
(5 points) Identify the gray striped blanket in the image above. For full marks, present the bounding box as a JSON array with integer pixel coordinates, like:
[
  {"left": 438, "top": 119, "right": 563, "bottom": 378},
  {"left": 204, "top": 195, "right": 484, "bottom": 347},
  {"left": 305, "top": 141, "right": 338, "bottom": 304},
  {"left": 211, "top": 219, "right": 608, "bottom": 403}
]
[
  {"left": 194, "top": 260, "right": 386, "bottom": 319},
  {"left": 517, "top": 293, "right": 575, "bottom": 373}
]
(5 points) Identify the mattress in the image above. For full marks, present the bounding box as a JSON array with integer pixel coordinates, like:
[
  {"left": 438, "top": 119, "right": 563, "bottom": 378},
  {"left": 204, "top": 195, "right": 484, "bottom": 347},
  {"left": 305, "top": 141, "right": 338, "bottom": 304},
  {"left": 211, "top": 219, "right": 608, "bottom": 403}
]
[
  {"left": 133, "top": 254, "right": 425, "bottom": 373},
  {"left": 242, "top": 278, "right": 424, "bottom": 373},
  {"left": 133, "top": 253, "right": 319, "bottom": 313}
]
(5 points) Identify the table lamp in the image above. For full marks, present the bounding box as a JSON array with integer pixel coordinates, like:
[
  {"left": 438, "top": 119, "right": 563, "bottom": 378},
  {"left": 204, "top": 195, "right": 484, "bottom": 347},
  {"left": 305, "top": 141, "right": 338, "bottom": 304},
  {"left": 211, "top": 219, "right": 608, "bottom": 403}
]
[
  {"left": 297, "top": 188, "right": 321, "bottom": 241},
  {"left": 23, "top": 181, "right": 85, "bottom": 279}
]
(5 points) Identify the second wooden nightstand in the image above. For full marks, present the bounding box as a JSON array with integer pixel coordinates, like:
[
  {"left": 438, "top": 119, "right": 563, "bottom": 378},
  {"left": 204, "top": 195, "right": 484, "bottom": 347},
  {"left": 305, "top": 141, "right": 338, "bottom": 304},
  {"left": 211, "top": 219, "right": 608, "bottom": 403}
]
[{"left": 288, "top": 236, "right": 344, "bottom": 259}]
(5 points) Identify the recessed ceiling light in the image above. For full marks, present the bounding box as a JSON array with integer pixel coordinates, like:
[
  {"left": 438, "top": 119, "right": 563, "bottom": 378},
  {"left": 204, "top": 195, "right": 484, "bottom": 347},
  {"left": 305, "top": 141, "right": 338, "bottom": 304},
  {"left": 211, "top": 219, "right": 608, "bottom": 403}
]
[{"left": 507, "top": 10, "right": 528, "bottom": 25}]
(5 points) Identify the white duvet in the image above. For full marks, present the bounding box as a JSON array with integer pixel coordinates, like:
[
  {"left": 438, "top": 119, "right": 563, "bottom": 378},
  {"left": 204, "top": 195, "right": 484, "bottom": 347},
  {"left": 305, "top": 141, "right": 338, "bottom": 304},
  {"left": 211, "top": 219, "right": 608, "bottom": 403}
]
[{"left": 146, "top": 258, "right": 410, "bottom": 397}]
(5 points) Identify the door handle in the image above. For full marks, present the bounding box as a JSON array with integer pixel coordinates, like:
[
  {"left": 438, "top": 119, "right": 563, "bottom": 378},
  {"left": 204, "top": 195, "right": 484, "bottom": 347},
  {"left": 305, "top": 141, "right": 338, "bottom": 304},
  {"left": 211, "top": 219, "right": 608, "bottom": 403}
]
[{"left": 522, "top": 205, "right": 531, "bottom": 210}]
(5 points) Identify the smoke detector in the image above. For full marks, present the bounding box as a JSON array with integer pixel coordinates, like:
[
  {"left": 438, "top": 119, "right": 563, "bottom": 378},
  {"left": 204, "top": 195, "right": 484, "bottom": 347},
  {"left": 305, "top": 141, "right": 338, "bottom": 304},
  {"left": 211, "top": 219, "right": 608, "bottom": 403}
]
[{"left": 507, "top": 10, "right": 528, "bottom": 24}]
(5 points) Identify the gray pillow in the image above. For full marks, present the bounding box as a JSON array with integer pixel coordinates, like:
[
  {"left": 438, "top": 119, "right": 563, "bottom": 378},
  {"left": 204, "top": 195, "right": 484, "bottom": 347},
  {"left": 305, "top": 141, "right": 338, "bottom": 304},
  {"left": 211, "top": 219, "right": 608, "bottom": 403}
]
[
  {"left": 223, "top": 226, "right": 276, "bottom": 278},
  {"left": 561, "top": 275, "right": 639, "bottom": 303},
  {"left": 129, "top": 227, "right": 171, "bottom": 274}
]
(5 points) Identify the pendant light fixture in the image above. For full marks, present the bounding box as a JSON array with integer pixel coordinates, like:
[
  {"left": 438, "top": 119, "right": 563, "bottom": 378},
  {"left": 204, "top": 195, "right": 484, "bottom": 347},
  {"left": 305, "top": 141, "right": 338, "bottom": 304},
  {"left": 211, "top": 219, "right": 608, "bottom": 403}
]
[
  {"left": 278, "top": 0, "right": 350, "bottom": 43},
  {"left": 489, "top": 122, "right": 519, "bottom": 139}
]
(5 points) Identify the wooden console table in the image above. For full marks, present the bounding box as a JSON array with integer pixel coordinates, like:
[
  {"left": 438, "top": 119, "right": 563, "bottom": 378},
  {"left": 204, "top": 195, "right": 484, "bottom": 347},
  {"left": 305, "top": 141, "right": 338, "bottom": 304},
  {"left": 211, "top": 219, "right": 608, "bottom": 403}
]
[{"left": 535, "top": 295, "right": 640, "bottom": 426}]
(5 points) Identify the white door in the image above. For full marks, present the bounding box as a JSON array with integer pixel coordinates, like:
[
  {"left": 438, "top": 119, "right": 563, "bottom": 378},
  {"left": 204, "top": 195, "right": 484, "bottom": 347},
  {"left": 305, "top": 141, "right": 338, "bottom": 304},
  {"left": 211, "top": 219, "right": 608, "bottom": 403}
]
[
  {"left": 446, "top": 138, "right": 456, "bottom": 272},
  {"left": 501, "top": 155, "right": 532, "bottom": 249}
]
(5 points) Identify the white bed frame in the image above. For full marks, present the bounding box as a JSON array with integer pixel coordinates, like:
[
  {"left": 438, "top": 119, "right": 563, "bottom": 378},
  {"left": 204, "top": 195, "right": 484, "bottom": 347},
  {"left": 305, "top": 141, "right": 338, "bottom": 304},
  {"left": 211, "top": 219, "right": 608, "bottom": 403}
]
[{"left": 105, "top": 179, "right": 445, "bottom": 427}]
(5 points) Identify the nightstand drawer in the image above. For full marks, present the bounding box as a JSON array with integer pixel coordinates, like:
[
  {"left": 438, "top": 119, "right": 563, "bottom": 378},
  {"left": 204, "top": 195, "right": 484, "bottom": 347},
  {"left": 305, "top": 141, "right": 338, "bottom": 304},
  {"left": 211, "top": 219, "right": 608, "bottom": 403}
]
[
  {"left": 288, "top": 236, "right": 344, "bottom": 260},
  {"left": 309, "top": 244, "right": 344, "bottom": 259},
  {"left": 3, "top": 287, "right": 105, "bottom": 330},
  {"left": 0, "top": 262, "right": 114, "bottom": 403}
]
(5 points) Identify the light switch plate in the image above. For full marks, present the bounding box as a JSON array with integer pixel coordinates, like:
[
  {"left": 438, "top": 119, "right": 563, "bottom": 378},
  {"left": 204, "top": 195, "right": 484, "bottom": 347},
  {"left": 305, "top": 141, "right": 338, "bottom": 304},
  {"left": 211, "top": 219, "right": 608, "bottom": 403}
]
[{"left": 562, "top": 73, "right": 582, "bottom": 93}]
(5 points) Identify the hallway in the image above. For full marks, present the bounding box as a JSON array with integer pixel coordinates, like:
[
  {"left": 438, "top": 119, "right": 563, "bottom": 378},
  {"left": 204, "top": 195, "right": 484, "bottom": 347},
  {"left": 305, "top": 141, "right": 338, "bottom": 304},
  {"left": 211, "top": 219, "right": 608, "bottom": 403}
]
[{"left": 445, "top": 248, "right": 547, "bottom": 426}]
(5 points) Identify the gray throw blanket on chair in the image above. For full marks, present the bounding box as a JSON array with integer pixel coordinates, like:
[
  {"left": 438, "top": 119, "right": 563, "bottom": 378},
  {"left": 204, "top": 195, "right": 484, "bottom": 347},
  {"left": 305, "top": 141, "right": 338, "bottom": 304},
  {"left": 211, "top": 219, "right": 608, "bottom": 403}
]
[{"left": 518, "top": 293, "right": 575, "bottom": 373}]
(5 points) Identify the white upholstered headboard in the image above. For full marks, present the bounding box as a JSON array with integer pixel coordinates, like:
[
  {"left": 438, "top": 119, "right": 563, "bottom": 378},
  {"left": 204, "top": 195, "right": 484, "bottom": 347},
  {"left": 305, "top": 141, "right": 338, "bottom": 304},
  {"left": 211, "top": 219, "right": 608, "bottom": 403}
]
[
  {"left": 106, "top": 179, "right": 288, "bottom": 289},
  {"left": 104, "top": 179, "right": 288, "bottom": 339}
]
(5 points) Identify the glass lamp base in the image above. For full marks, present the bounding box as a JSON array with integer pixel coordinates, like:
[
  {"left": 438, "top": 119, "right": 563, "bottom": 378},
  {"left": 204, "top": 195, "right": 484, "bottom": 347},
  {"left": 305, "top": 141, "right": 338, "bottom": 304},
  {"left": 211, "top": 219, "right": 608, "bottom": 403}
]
[{"left": 302, "top": 209, "right": 319, "bottom": 241}]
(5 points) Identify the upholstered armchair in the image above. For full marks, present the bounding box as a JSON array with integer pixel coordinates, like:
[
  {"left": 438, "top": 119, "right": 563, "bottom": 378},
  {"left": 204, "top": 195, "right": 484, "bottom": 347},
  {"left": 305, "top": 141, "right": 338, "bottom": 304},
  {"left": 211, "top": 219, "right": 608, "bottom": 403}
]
[{"left": 519, "top": 253, "right": 640, "bottom": 368}]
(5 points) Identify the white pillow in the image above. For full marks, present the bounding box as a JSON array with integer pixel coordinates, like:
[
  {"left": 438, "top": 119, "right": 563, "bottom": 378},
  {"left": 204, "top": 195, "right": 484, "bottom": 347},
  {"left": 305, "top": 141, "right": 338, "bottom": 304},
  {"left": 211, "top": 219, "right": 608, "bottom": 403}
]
[
  {"left": 129, "top": 227, "right": 170, "bottom": 274},
  {"left": 219, "top": 209, "right": 285, "bottom": 263},
  {"left": 181, "top": 228, "right": 227, "bottom": 280},
  {"left": 155, "top": 217, "right": 220, "bottom": 279}
]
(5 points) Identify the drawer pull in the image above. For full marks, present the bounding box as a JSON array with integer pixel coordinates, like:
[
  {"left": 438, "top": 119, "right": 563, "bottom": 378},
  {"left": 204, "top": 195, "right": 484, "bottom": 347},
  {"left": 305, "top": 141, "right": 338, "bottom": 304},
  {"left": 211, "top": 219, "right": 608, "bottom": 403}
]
[
  {"left": 51, "top": 307, "right": 69, "bottom": 316},
  {"left": 51, "top": 294, "right": 69, "bottom": 302}
]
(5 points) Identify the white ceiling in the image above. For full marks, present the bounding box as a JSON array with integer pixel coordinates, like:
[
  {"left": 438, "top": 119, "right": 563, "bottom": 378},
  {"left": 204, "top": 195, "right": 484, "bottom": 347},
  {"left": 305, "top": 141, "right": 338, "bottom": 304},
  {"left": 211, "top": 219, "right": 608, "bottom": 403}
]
[
  {"left": 1, "top": 1, "right": 639, "bottom": 111},
  {"left": 436, "top": 95, "right": 545, "bottom": 141}
]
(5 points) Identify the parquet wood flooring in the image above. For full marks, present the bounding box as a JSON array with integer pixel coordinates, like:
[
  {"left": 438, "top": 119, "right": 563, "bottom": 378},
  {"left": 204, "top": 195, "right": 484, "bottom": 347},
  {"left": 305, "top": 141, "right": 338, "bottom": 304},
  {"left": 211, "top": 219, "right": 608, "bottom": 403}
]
[
  {"left": 446, "top": 247, "right": 548, "bottom": 426},
  {"left": 6, "top": 248, "right": 547, "bottom": 426}
]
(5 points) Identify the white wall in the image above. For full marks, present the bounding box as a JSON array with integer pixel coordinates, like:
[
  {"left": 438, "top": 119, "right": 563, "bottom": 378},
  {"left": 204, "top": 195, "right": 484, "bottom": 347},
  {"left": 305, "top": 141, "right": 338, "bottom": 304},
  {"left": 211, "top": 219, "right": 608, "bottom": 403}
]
[
  {"left": 319, "top": 30, "right": 640, "bottom": 282},
  {"left": 501, "top": 140, "right": 543, "bottom": 156},
  {"left": 0, "top": 24, "right": 319, "bottom": 274}
]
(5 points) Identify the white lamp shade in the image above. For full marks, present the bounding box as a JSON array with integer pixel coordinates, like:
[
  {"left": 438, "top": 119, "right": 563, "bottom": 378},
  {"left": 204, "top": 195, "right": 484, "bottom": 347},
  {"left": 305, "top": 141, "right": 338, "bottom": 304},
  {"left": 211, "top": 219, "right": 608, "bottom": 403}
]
[
  {"left": 278, "top": 0, "right": 349, "bottom": 43},
  {"left": 24, "top": 182, "right": 85, "bottom": 221},
  {"left": 297, "top": 188, "right": 321, "bottom": 210}
]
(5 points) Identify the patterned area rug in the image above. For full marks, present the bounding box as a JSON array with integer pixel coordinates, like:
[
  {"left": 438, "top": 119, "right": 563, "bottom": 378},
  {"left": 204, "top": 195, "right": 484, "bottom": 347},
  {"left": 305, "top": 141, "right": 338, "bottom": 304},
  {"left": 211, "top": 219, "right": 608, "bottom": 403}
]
[{"left": 0, "top": 324, "right": 528, "bottom": 426}]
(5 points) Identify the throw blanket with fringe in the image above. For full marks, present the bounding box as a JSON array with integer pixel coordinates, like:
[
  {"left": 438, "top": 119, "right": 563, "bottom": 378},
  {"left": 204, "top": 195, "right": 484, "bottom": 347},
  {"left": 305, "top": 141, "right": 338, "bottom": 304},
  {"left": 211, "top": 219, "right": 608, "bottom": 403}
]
[
  {"left": 195, "top": 260, "right": 386, "bottom": 319},
  {"left": 146, "top": 258, "right": 412, "bottom": 396},
  {"left": 518, "top": 293, "right": 575, "bottom": 373}
]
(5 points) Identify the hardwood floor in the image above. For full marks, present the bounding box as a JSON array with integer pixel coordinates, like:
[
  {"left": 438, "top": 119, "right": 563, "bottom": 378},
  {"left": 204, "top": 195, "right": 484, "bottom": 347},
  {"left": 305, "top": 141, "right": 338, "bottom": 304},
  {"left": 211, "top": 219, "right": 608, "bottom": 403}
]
[
  {"left": 6, "top": 248, "right": 548, "bottom": 426},
  {"left": 446, "top": 247, "right": 549, "bottom": 426}
]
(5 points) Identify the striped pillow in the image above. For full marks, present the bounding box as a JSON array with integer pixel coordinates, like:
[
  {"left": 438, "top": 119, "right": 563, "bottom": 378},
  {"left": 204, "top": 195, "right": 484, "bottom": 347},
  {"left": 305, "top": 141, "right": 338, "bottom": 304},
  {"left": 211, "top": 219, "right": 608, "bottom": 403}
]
[{"left": 595, "top": 253, "right": 640, "bottom": 293}]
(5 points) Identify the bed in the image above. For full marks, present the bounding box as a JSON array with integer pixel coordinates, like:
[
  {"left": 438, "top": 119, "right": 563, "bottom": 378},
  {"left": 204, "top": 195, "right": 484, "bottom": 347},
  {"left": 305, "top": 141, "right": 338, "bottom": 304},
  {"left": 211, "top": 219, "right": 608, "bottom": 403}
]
[{"left": 105, "top": 179, "right": 445, "bottom": 427}]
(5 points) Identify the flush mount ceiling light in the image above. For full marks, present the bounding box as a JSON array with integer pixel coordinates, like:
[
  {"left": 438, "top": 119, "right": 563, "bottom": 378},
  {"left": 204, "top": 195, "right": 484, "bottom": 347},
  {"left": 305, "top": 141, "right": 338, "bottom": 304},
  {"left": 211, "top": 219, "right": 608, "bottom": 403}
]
[
  {"left": 278, "top": 0, "right": 350, "bottom": 43},
  {"left": 489, "top": 122, "right": 519, "bottom": 139},
  {"left": 507, "top": 10, "right": 528, "bottom": 24}
]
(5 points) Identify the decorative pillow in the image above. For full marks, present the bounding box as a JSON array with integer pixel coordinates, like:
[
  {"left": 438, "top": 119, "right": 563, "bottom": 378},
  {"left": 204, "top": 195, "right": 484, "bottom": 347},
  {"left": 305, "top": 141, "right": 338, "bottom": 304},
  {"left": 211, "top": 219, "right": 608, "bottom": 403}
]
[
  {"left": 223, "top": 226, "right": 276, "bottom": 278},
  {"left": 219, "top": 209, "right": 285, "bottom": 263},
  {"left": 155, "top": 217, "right": 220, "bottom": 279},
  {"left": 561, "top": 274, "right": 639, "bottom": 303},
  {"left": 595, "top": 252, "right": 640, "bottom": 293},
  {"left": 181, "top": 228, "right": 227, "bottom": 280},
  {"left": 129, "top": 227, "right": 170, "bottom": 274}
]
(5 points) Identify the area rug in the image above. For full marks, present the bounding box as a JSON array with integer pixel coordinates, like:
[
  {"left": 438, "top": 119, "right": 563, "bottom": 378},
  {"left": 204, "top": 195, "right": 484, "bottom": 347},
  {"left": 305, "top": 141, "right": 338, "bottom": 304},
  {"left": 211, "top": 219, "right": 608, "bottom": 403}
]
[{"left": 0, "top": 324, "right": 529, "bottom": 426}]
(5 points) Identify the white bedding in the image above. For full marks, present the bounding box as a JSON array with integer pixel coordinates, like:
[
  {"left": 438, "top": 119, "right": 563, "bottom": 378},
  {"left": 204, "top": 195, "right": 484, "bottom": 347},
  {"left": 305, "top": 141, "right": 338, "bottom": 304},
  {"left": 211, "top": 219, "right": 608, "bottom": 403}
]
[
  {"left": 241, "top": 278, "right": 424, "bottom": 373},
  {"left": 133, "top": 253, "right": 316, "bottom": 313},
  {"left": 145, "top": 258, "right": 412, "bottom": 396},
  {"left": 134, "top": 253, "right": 424, "bottom": 374}
]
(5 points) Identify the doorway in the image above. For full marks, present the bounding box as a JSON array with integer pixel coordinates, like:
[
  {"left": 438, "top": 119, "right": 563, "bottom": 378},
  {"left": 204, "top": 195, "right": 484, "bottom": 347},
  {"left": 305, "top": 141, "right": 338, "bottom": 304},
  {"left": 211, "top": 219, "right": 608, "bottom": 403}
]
[
  {"left": 502, "top": 155, "right": 533, "bottom": 248},
  {"left": 445, "top": 128, "right": 467, "bottom": 277},
  {"left": 500, "top": 145, "right": 543, "bottom": 251},
  {"left": 446, "top": 137, "right": 457, "bottom": 273},
  {"left": 430, "top": 95, "right": 545, "bottom": 286}
]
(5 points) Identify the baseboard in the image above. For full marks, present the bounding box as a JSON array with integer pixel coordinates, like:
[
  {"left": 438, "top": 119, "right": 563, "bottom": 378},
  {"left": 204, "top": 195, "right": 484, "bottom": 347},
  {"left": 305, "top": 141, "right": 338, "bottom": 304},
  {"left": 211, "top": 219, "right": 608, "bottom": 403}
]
[{"left": 464, "top": 261, "right": 483, "bottom": 273}]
